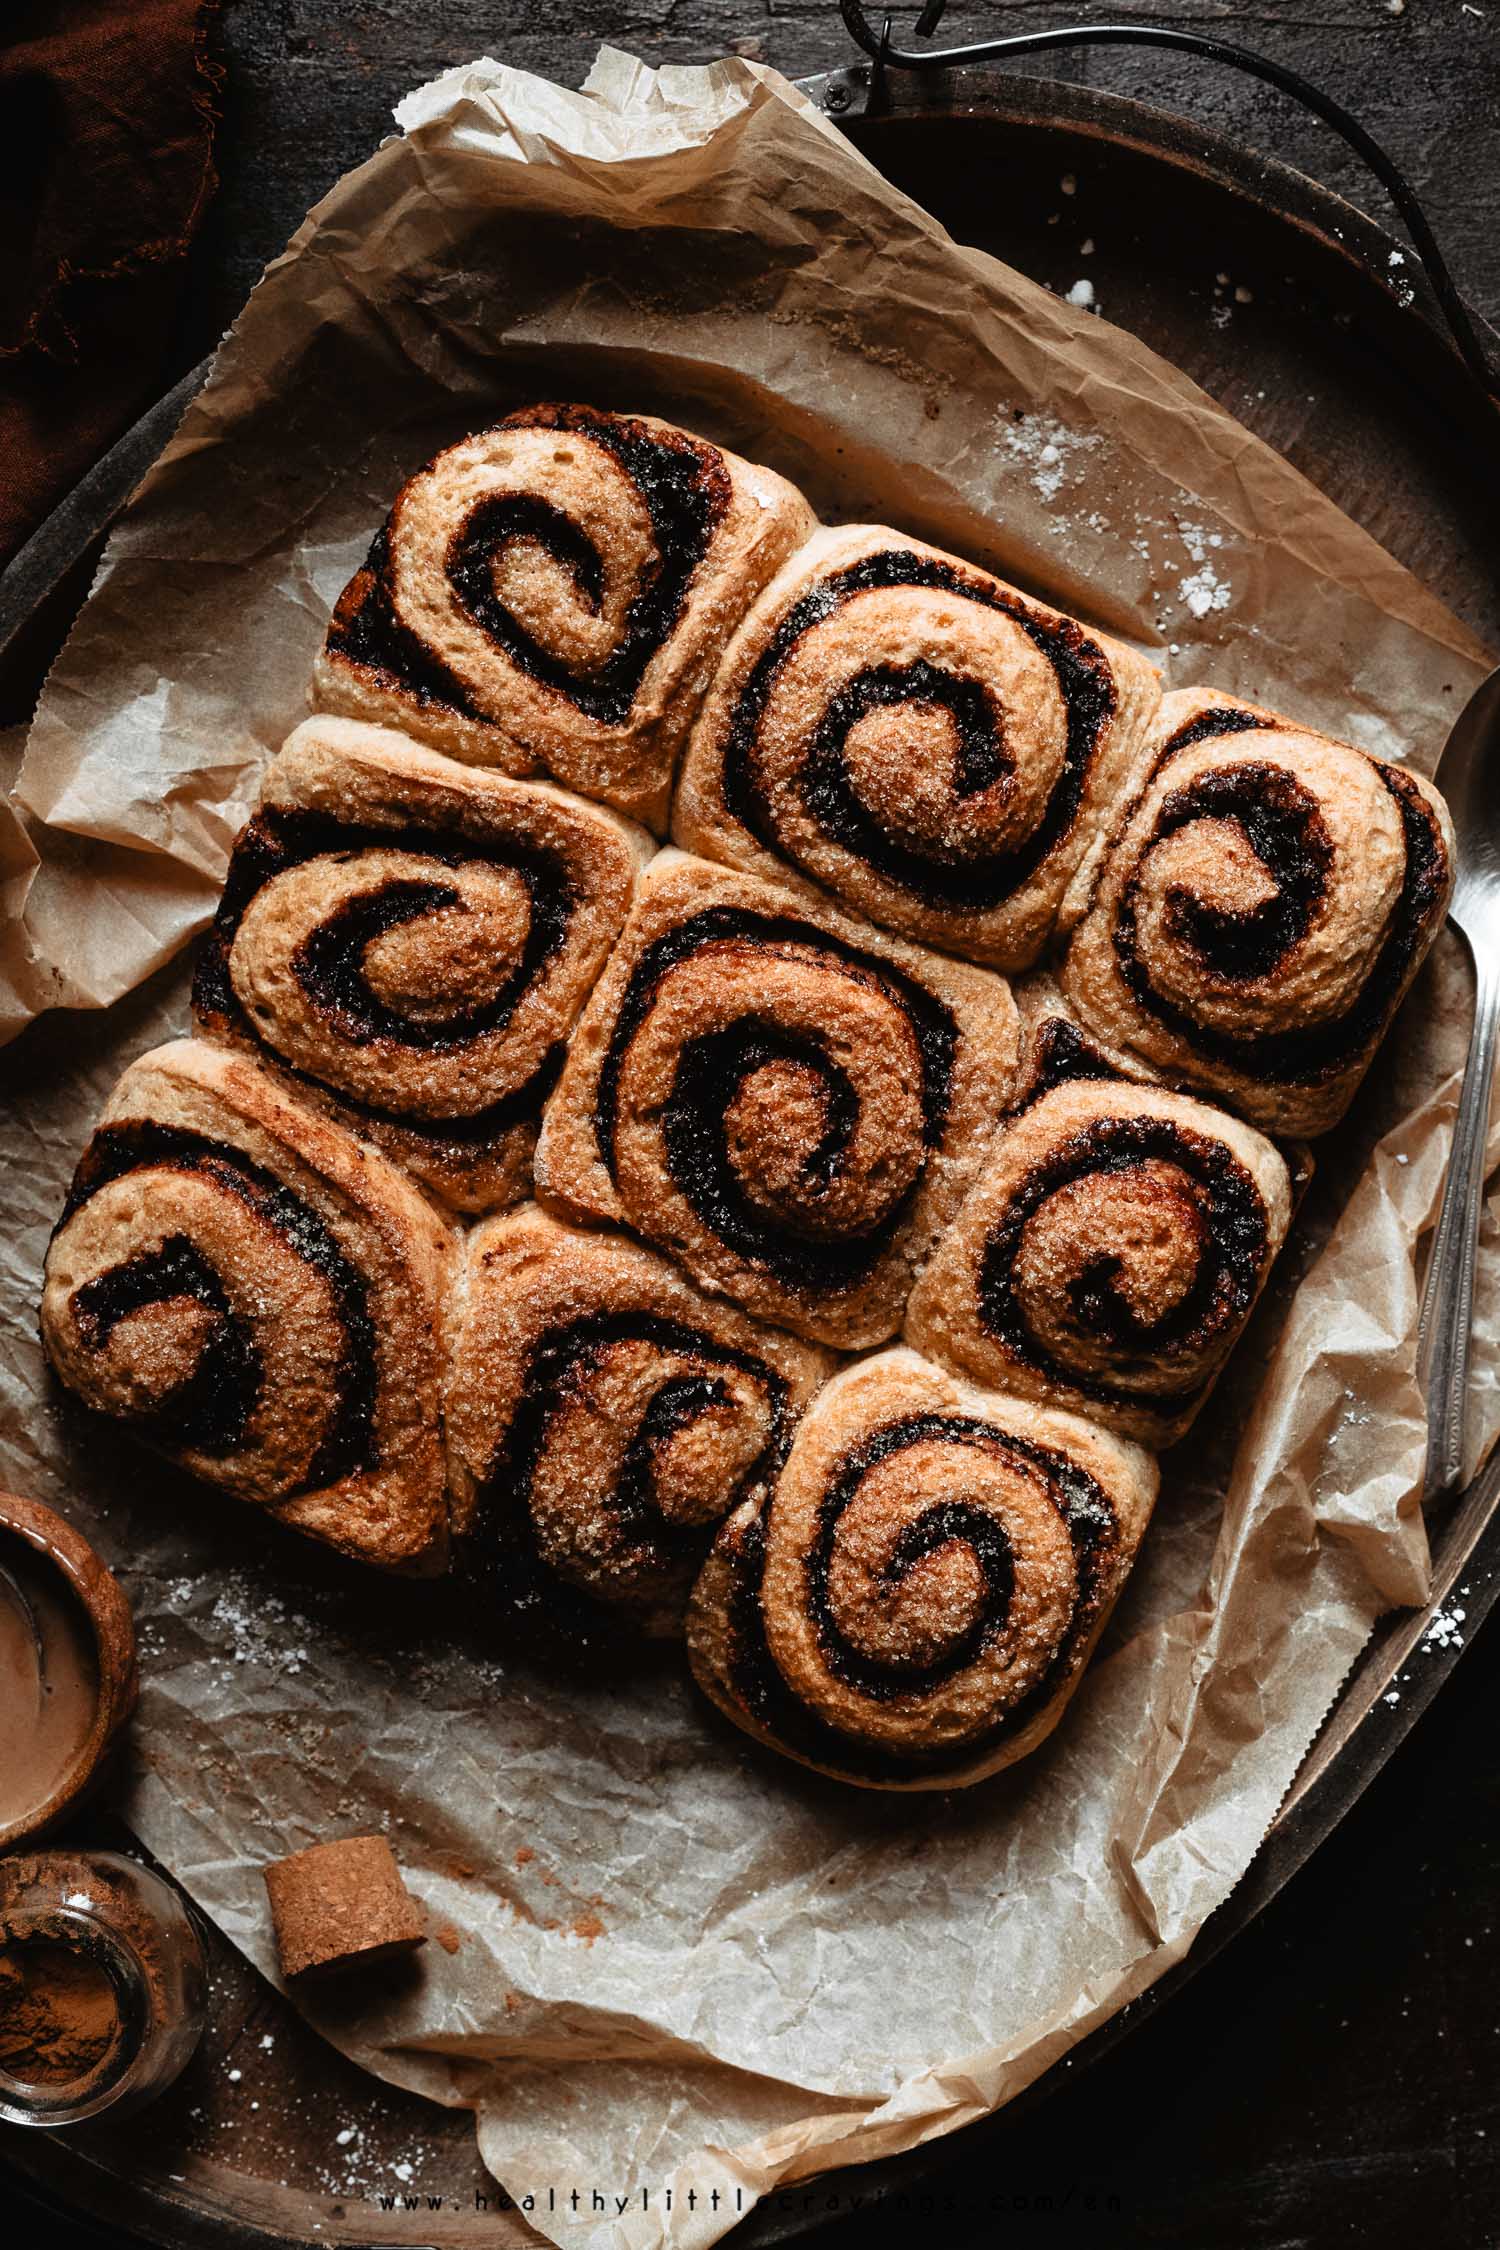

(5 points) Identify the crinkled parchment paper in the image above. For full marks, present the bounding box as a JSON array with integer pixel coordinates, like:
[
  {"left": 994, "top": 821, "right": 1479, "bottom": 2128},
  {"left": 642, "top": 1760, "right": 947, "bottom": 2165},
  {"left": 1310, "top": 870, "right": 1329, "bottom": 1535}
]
[{"left": 2, "top": 50, "right": 1498, "bottom": 2250}]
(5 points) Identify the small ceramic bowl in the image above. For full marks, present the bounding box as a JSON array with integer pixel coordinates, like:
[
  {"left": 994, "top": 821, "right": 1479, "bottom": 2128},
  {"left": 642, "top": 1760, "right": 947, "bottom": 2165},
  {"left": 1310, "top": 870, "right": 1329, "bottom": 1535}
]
[{"left": 0, "top": 1491, "right": 138, "bottom": 1851}]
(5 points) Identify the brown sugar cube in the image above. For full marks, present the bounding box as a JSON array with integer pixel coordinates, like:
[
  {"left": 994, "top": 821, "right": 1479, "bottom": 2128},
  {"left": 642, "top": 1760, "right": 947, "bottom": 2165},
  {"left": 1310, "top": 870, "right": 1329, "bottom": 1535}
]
[{"left": 262, "top": 1836, "right": 426, "bottom": 1979}]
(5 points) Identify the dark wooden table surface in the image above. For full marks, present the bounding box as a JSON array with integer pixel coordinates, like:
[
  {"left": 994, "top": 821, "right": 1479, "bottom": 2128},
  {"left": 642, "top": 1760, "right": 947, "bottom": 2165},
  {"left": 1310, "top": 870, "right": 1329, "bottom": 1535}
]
[
  {"left": 187, "top": 0, "right": 1499, "bottom": 355},
  {"left": 7, "top": 6, "right": 1500, "bottom": 2248}
]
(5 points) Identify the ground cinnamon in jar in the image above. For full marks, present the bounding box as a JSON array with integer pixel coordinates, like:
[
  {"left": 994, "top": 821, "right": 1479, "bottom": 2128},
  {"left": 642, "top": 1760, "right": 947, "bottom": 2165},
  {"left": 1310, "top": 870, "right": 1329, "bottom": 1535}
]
[
  {"left": 0, "top": 1851, "right": 206, "bottom": 2124},
  {"left": 0, "top": 1937, "right": 122, "bottom": 2087}
]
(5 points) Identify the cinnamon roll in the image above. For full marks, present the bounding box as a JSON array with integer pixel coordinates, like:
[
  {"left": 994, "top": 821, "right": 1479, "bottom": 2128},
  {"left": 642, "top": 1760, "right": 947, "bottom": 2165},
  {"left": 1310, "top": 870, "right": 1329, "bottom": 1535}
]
[
  {"left": 533, "top": 850, "right": 1022, "bottom": 1348},
  {"left": 1060, "top": 687, "right": 1455, "bottom": 1136},
  {"left": 41, "top": 1041, "right": 456, "bottom": 1571},
  {"left": 446, "top": 1207, "right": 832, "bottom": 1638},
  {"left": 671, "top": 524, "right": 1162, "bottom": 970},
  {"left": 313, "top": 404, "right": 816, "bottom": 830},
  {"left": 193, "top": 716, "right": 649, "bottom": 1214},
  {"left": 904, "top": 1077, "right": 1292, "bottom": 1446},
  {"left": 687, "top": 1347, "right": 1157, "bottom": 1789}
]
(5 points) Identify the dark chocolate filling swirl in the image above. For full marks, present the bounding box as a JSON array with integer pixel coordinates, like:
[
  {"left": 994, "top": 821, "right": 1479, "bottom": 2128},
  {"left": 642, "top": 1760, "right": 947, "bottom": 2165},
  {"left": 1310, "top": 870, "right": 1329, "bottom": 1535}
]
[
  {"left": 1110, "top": 713, "right": 1450, "bottom": 1087},
  {"left": 194, "top": 805, "right": 575, "bottom": 1133},
  {"left": 325, "top": 520, "right": 484, "bottom": 723},
  {"left": 593, "top": 906, "right": 959, "bottom": 1293},
  {"left": 468, "top": 1310, "right": 792, "bottom": 1635},
  {"left": 721, "top": 548, "right": 1118, "bottom": 912},
  {"left": 1148, "top": 764, "right": 1334, "bottom": 979},
  {"left": 56, "top": 1121, "right": 379, "bottom": 1484},
  {"left": 977, "top": 1114, "right": 1271, "bottom": 1415},
  {"left": 70, "top": 1237, "right": 258, "bottom": 1454},
  {"left": 326, "top": 403, "right": 732, "bottom": 723},
  {"left": 721, "top": 1413, "right": 1118, "bottom": 1781},
  {"left": 293, "top": 879, "right": 526, "bottom": 1051}
]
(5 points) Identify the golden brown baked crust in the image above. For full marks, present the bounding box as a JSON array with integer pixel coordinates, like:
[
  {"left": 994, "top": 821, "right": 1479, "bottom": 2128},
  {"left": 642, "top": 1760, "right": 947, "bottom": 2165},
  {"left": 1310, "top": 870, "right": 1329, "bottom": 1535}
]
[
  {"left": 40, "top": 1040, "right": 456, "bottom": 1573},
  {"left": 532, "top": 849, "right": 1022, "bottom": 1348},
  {"left": 686, "top": 1346, "right": 1157, "bottom": 1790},
  {"left": 312, "top": 403, "right": 816, "bottom": 830},
  {"left": 193, "top": 715, "right": 650, "bottom": 1214},
  {"left": 446, "top": 1206, "right": 833, "bottom": 1638},
  {"left": 1059, "top": 686, "right": 1455, "bottom": 1136},
  {"left": 905, "top": 1076, "right": 1291, "bottom": 1446},
  {"left": 672, "top": 523, "right": 1161, "bottom": 969}
]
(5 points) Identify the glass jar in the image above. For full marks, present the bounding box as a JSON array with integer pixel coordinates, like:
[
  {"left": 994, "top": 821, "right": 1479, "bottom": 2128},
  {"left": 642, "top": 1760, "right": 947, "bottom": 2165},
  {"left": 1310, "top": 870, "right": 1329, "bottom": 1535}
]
[{"left": 0, "top": 1849, "right": 207, "bottom": 2126}]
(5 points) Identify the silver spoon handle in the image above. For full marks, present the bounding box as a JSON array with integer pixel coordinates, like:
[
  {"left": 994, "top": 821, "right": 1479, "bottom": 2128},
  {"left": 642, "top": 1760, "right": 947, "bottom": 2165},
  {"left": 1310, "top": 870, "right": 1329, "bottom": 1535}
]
[{"left": 1417, "top": 942, "right": 1500, "bottom": 1502}]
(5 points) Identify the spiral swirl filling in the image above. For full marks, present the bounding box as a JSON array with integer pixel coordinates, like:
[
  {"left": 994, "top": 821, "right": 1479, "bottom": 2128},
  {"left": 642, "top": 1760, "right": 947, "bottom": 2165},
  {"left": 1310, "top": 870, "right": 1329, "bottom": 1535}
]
[
  {"left": 195, "top": 807, "right": 575, "bottom": 1134},
  {"left": 57, "top": 1121, "right": 378, "bottom": 1484},
  {"left": 977, "top": 1115, "right": 1270, "bottom": 1413},
  {"left": 473, "top": 1310, "right": 792, "bottom": 1622},
  {"left": 70, "top": 1236, "right": 256, "bottom": 1453},
  {"left": 721, "top": 550, "right": 1117, "bottom": 910},
  {"left": 728, "top": 1413, "right": 1117, "bottom": 1778},
  {"left": 326, "top": 404, "right": 731, "bottom": 722},
  {"left": 326, "top": 521, "right": 484, "bottom": 722},
  {"left": 1111, "top": 716, "right": 1449, "bottom": 1085},
  {"left": 593, "top": 907, "right": 959, "bottom": 1289}
]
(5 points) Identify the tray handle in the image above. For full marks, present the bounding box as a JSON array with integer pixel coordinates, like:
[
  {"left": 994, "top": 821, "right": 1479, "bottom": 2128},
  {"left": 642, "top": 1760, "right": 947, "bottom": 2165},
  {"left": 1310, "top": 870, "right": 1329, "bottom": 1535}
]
[{"left": 838, "top": 2, "right": 1500, "bottom": 409}]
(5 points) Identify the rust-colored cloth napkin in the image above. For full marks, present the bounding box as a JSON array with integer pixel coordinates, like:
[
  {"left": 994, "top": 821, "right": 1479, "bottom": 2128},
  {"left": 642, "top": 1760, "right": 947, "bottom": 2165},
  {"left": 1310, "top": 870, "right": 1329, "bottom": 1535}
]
[{"left": 0, "top": 0, "right": 221, "bottom": 570}]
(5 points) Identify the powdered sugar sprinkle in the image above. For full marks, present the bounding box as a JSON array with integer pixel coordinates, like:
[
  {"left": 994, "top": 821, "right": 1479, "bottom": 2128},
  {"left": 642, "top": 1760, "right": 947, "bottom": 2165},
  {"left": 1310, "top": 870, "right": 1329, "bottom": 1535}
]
[
  {"left": 1178, "top": 565, "right": 1233, "bottom": 619},
  {"left": 999, "top": 412, "right": 1103, "bottom": 504}
]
